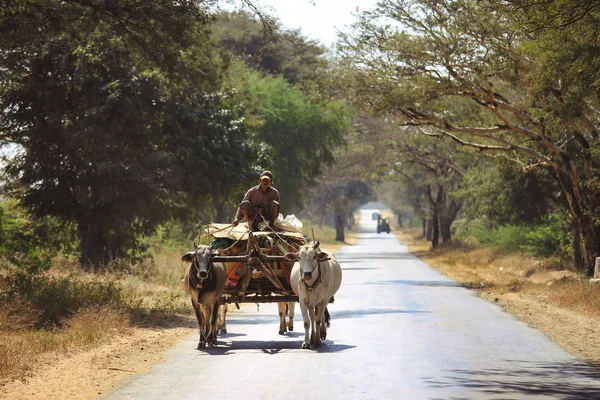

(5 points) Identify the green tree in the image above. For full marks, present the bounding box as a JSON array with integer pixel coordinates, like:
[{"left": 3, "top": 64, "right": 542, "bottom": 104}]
[
  {"left": 338, "top": 0, "right": 600, "bottom": 274},
  {"left": 163, "top": 90, "right": 255, "bottom": 225},
  {"left": 457, "top": 159, "right": 559, "bottom": 227},
  {"left": 212, "top": 11, "right": 327, "bottom": 85},
  {"left": 0, "top": 0, "right": 239, "bottom": 267},
  {"left": 226, "top": 64, "right": 351, "bottom": 214}
]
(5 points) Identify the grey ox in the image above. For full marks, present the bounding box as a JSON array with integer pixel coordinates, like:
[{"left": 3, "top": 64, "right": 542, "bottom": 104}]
[
  {"left": 181, "top": 244, "right": 227, "bottom": 350},
  {"left": 288, "top": 241, "right": 342, "bottom": 349}
]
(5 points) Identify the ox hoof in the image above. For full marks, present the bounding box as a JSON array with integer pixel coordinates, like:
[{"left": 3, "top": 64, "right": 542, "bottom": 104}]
[
  {"left": 218, "top": 328, "right": 227, "bottom": 334},
  {"left": 287, "top": 323, "right": 294, "bottom": 331},
  {"left": 197, "top": 342, "right": 206, "bottom": 350},
  {"left": 279, "top": 329, "right": 286, "bottom": 335},
  {"left": 301, "top": 342, "right": 310, "bottom": 349}
]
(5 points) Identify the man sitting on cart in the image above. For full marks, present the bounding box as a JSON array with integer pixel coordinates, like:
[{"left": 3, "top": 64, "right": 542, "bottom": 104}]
[{"left": 231, "top": 170, "right": 280, "bottom": 232}]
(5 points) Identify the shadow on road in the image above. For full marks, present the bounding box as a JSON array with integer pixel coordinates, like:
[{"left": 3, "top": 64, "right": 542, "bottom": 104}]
[
  {"left": 338, "top": 259, "right": 377, "bottom": 265},
  {"left": 360, "top": 279, "right": 463, "bottom": 288},
  {"left": 330, "top": 307, "right": 430, "bottom": 320},
  {"left": 227, "top": 314, "right": 287, "bottom": 326},
  {"left": 336, "top": 252, "right": 415, "bottom": 260},
  {"left": 424, "top": 360, "right": 600, "bottom": 400},
  {"left": 341, "top": 266, "right": 380, "bottom": 271},
  {"left": 199, "top": 339, "right": 356, "bottom": 355}
]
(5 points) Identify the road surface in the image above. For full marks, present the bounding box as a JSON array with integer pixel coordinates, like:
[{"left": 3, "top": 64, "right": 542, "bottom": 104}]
[{"left": 104, "top": 209, "right": 600, "bottom": 399}]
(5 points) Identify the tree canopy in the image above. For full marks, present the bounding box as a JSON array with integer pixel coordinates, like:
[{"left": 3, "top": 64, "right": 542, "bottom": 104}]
[
  {"left": 0, "top": 0, "right": 238, "bottom": 266},
  {"left": 0, "top": 3, "right": 352, "bottom": 266},
  {"left": 337, "top": 0, "right": 600, "bottom": 273}
]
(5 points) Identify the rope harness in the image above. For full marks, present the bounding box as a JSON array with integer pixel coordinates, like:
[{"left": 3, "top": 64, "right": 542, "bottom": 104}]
[{"left": 302, "top": 257, "right": 323, "bottom": 291}]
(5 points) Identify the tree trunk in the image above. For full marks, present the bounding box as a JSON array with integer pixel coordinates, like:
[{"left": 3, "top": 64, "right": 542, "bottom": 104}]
[
  {"left": 211, "top": 188, "right": 225, "bottom": 223},
  {"left": 572, "top": 219, "right": 584, "bottom": 272},
  {"left": 335, "top": 214, "right": 345, "bottom": 242},
  {"left": 440, "top": 198, "right": 462, "bottom": 244},
  {"left": 431, "top": 212, "right": 439, "bottom": 248},
  {"left": 333, "top": 197, "right": 347, "bottom": 242},
  {"left": 421, "top": 217, "right": 426, "bottom": 237},
  {"left": 555, "top": 157, "right": 600, "bottom": 276},
  {"left": 79, "top": 222, "right": 107, "bottom": 270},
  {"left": 440, "top": 218, "right": 451, "bottom": 243},
  {"left": 426, "top": 217, "right": 433, "bottom": 242}
]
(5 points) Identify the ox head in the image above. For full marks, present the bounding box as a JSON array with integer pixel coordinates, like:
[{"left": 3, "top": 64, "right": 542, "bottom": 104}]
[
  {"left": 181, "top": 243, "right": 215, "bottom": 280},
  {"left": 285, "top": 241, "right": 330, "bottom": 280}
]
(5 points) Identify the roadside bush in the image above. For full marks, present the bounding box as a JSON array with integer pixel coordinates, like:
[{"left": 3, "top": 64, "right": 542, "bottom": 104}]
[
  {"left": 7, "top": 273, "right": 127, "bottom": 328},
  {"left": 142, "top": 219, "right": 196, "bottom": 253},
  {"left": 34, "top": 276, "right": 126, "bottom": 327},
  {"left": 522, "top": 224, "right": 563, "bottom": 258},
  {"left": 63, "top": 306, "right": 130, "bottom": 346},
  {"left": 0, "top": 297, "right": 40, "bottom": 332},
  {"left": 459, "top": 217, "right": 568, "bottom": 258},
  {"left": 0, "top": 198, "right": 78, "bottom": 257},
  {"left": 1, "top": 248, "right": 127, "bottom": 327},
  {"left": 466, "top": 222, "right": 526, "bottom": 253},
  {"left": 1, "top": 248, "right": 53, "bottom": 299}
]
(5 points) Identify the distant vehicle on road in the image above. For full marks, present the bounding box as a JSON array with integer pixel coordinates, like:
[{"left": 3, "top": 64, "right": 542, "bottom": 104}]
[
  {"left": 377, "top": 217, "right": 391, "bottom": 234},
  {"left": 372, "top": 212, "right": 380, "bottom": 220}
]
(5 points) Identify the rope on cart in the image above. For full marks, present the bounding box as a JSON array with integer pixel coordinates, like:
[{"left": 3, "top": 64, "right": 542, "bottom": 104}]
[{"left": 257, "top": 214, "right": 304, "bottom": 252}]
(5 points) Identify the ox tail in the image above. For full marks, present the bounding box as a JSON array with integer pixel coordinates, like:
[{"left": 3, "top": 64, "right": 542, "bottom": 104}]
[{"left": 324, "top": 307, "right": 331, "bottom": 328}]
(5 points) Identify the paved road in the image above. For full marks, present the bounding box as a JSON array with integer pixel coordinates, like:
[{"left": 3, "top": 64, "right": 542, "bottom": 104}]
[{"left": 104, "top": 209, "right": 600, "bottom": 400}]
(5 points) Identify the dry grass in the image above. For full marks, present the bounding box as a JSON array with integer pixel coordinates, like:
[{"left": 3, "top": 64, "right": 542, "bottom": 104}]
[
  {"left": 301, "top": 222, "right": 359, "bottom": 253},
  {"left": 0, "top": 305, "right": 130, "bottom": 383},
  {"left": 0, "top": 249, "right": 191, "bottom": 384},
  {"left": 548, "top": 281, "right": 600, "bottom": 316},
  {"left": 395, "top": 228, "right": 600, "bottom": 318},
  {"left": 0, "top": 299, "right": 40, "bottom": 333}
]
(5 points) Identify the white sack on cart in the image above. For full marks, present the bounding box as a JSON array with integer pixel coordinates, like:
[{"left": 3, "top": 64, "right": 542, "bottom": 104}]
[{"left": 269, "top": 214, "right": 303, "bottom": 232}]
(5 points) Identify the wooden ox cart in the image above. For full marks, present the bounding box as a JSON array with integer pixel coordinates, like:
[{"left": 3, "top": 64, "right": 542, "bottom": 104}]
[{"left": 205, "top": 223, "right": 307, "bottom": 306}]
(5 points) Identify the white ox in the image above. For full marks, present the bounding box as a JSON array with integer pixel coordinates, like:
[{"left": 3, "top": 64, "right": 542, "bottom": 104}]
[{"left": 288, "top": 241, "right": 342, "bottom": 349}]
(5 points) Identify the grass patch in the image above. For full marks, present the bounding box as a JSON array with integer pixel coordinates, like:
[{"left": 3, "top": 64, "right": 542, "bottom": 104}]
[
  {"left": 0, "top": 305, "right": 130, "bottom": 382},
  {"left": 301, "top": 221, "right": 359, "bottom": 252},
  {"left": 549, "top": 281, "right": 600, "bottom": 317}
]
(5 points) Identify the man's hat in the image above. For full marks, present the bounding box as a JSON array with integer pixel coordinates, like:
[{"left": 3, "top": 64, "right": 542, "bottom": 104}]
[{"left": 259, "top": 170, "right": 274, "bottom": 182}]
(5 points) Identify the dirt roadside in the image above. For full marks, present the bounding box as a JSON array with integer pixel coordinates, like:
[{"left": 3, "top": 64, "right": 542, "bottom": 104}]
[
  {"left": 2, "top": 228, "right": 600, "bottom": 399},
  {"left": 1, "top": 322, "right": 196, "bottom": 400}
]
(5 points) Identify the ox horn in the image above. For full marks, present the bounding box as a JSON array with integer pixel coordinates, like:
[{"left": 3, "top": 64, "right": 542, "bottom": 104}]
[{"left": 312, "top": 240, "right": 320, "bottom": 250}]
